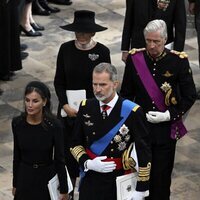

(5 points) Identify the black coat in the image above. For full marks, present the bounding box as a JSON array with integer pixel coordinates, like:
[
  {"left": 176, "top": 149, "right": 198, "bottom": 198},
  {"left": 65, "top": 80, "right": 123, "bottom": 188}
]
[
  {"left": 121, "top": 0, "right": 186, "bottom": 51},
  {"left": 0, "top": 0, "right": 22, "bottom": 78},
  {"left": 71, "top": 97, "right": 151, "bottom": 199},
  {"left": 120, "top": 49, "right": 197, "bottom": 143},
  {"left": 12, "top": 116, "right": 68, "bottom": 200}
]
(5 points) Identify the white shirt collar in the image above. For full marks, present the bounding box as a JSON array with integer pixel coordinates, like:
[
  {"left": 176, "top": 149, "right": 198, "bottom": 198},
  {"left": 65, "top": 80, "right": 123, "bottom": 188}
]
[{"left": 99, "top": 93, "right": 119, "bottom": 115}]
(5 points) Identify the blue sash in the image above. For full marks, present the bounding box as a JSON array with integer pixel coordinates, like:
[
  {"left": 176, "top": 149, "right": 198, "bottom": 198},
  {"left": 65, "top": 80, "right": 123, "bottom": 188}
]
[{"left": 90, "top": 100, "right": 138, "bottom": 155}]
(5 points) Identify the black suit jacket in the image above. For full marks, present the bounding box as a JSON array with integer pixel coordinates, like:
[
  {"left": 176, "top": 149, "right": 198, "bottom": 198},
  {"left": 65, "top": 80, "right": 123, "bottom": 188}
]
[{"left": 121, "top": 0, "right": 186, "bottom": 51}]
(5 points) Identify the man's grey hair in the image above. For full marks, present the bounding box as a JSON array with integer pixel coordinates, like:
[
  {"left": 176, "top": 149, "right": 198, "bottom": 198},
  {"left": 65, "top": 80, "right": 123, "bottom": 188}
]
[
  {"left": 93, "top": 63, "right": 118, "bottom": 82},
  {"left": 144, "top": 19, "right": 168, "bottom": 40}
]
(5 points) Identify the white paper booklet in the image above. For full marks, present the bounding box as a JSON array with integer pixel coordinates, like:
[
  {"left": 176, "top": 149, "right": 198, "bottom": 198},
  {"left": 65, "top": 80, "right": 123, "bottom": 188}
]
[
  {"left": 116, "top": 173, "right": 138, "bottom": 200},
  {"left": 48, "top": 166, "right": 73, "bottom": 200},
  {"left": 61, "top": 89, "right": 86, "bottom": 117}
]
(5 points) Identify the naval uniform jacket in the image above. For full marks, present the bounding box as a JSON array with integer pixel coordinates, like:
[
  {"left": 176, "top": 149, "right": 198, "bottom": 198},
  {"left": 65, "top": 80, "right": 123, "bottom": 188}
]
[
  {"left": 121, "top": 0, "right": 186, "bottom": 51},
  {"left": 70, "top": 97, "right": 151, "bottom": 199},
  {"left": 120, "top": 49, "right": 197, "bottom": 144}
]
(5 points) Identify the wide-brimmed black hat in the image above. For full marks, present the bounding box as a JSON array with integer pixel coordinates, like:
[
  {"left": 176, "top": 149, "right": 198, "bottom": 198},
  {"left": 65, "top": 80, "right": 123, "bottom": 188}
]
[{"left": 60, "top": 10, "right": 107, "bottom": 33}]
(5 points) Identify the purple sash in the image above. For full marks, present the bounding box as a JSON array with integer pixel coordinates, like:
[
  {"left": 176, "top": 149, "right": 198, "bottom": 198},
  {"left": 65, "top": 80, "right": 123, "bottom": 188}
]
[{"left": 131, "top": 52, "right": 187, "bottom": 140}]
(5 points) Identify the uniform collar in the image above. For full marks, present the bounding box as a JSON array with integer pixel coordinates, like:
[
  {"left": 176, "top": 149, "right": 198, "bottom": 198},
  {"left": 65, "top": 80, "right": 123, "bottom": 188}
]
[{"left": 146, "top": 49, "right": 167, "bottom": 62}]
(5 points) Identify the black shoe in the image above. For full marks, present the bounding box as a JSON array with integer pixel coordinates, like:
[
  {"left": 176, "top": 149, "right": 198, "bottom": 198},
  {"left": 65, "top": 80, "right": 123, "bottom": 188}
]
[
  {"left": 20, "top": 25, "right": 42, "bottom": 37},
  {"left": 20, "top": 44, "right": 28, "bottom": 51},
  {"left": 48, "top": 0, "right": 72, "bottom": 5},
  {"left": 39, "top": 0, "right": 60, "bottom": 13},
  {"left": 32, "top": 0, "right": 51, "bottom": 16},
  {"left": 31, "top": 22, "right": 45, "bottom": 31},
  {"left": 21, "top": 51, "right": 29, "bottom": 60}
]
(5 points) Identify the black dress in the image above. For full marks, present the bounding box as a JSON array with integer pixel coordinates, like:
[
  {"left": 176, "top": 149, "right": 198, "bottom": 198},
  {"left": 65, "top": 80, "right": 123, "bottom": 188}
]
[
  {"left": 54, "top": 40, "right": 111, "bottom": 178},
  {"left": 12, "top": 116, "right": 68, "bottom": 200}
]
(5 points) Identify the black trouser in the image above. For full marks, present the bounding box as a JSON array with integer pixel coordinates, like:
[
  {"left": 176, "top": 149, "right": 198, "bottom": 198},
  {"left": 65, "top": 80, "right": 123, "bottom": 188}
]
[{"left": 146, "top": 140, "right": 176, "bottom": 200}]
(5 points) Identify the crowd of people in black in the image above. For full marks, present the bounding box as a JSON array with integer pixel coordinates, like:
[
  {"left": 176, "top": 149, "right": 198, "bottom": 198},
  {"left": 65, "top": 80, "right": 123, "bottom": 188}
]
[{"left": 0, "top": 0, "right": 72, "bottom": 83}]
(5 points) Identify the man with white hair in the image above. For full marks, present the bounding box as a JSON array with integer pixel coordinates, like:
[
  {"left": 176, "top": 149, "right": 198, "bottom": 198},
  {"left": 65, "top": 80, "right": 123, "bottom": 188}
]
[{"left": 121, "top": 19, "right": 197, "bottom": 199}]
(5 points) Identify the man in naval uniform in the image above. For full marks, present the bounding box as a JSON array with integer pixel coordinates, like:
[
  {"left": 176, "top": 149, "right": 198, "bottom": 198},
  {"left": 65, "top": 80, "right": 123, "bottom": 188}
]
[
  {"left": 120, "top": 20, "right": 197, "bottom": 200},
  {"left": 70, "top": 62, "right": 151, "bottom": 200}
]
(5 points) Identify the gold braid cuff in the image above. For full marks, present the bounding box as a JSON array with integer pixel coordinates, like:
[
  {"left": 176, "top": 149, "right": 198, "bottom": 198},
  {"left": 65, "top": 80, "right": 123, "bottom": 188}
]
[
  {"left": 138, "top": 162, "right": 151, "bottom": 182},
  {"left": 70, "top": 145, "right": 87, "bottom": 162}
]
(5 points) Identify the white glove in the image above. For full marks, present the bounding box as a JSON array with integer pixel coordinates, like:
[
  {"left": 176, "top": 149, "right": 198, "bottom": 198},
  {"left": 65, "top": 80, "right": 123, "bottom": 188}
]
[
  {"left": 127, "top": 190, "right": 148, "bottom": 200},
  {"left": 146, "top": 110, "right": 170, "bottom": 124},
  {"left": 86, "top": 156, "right": 116, "bottom": 173}
]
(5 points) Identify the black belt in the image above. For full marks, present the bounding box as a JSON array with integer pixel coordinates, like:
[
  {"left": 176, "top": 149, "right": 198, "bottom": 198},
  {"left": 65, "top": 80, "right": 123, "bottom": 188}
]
[{"left": 21, "top": 161, "right": 53, "bottom": 168}]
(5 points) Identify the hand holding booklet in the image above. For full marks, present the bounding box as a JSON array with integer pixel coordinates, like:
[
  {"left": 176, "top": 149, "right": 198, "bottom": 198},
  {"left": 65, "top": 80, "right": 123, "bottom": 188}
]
[
  {"left": 48, "top": 166, "right": 73, "bottom": 200},
  {"left": 61, "top": 90, "right": 86, "bottom": 117},
  {"left": 116, "top": 172, "right": 138, "bottom": 200}
]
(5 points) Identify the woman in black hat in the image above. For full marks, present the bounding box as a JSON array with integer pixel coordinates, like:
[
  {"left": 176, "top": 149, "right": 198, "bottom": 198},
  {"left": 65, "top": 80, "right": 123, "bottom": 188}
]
[
  {"left": 12, "top": 81, "right": 69, "bottom": 200},
  {"left": 54, "top": 10, "right": 111, "bottom": 200}
]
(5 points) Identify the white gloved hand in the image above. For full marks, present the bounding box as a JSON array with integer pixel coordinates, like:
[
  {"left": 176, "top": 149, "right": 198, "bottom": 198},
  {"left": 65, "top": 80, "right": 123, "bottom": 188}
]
[
  {"left": 146, "top": 110, "right": 170, "bottom": 124},
  {"left": 127, "top": 190, "right": 148, "bottom": 200},
  {"left": 86, "top": 156, "right": 116, "bottom": 173}
]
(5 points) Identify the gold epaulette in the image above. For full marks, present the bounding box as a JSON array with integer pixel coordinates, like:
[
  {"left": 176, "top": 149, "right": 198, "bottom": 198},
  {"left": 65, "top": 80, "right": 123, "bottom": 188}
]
[
  {"left": 132, "top": 105, "right": 140, "bottom": 112},
  {"left": 70, "top": 145, "right": 87, "bottom": 162},
  {"left": 170, "top": 50, "right": 188, "bottom": 58},
  {"left": 81, "top": 99, "right": 87, "bottom": 106},
  {"left": 129, "top": 48, "right": 146, "bottom": 55}
]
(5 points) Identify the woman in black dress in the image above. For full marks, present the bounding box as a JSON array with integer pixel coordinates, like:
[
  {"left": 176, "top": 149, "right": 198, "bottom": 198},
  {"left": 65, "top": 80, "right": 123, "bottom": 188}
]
[
  {"left": 54, "top": 10, "right": 111, "bottom": 200},
  {"left": 12, "top": 81, "right": 69, "bottom": 200}
]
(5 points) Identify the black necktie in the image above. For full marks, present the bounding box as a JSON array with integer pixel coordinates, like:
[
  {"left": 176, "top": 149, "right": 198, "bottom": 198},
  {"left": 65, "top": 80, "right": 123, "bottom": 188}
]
[{"left": 101, "top": 105, "right": 110, "bottom": 119}]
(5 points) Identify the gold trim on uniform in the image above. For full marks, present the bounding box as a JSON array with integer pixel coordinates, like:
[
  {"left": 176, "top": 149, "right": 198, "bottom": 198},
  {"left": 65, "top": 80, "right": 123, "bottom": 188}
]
[
  {"left": 170, "top": 50, "right": 188, "bottom": 58},
  {"left": 122, "top": 143, "right": 137, "bottom": 171},
  {"left": 132, "top": 105, "right": 140, "bottom": 112},
  {"left": 171, "top": 97, "right": 177, "bottom": 105},
  {"left": 162, "top": 70, "right": 173, "bottom": 77},
  {"left": 70, "top": 145, "right": 86, "bottom": 162},
  {"left": 147, "top": 50, "right": 167, "bottom": 61},
  {"left": 114, "top": 134, "right": 122, "bottom": 143},
  {"left": 129, "top": 48, "right": 146, "bottom": 55},
  {"left": 81, "top": 99, "right": 87, "bottom": 106},
  {"left": 138, "top": 162, "right": 151, "bottom": 182}
]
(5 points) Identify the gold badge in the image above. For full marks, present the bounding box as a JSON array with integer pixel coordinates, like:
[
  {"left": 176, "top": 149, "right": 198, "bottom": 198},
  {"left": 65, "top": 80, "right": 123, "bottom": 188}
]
[
  {"left": 171, "top": 97, "right": 177, "bottom": 105},
  {"left": 162, "top": 70, "right": 173, "bottom": 77},
  {"left": 160, "top": 82, "right": 171, "bottom": 92},
  {"left": 114, "top": 134, "right": 122, "bottom": 143}
]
